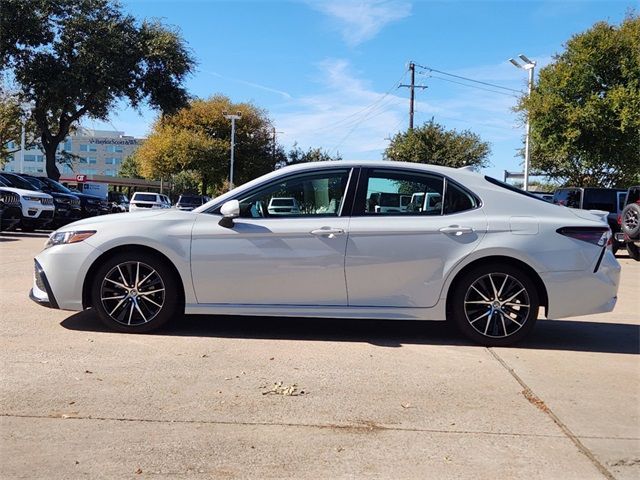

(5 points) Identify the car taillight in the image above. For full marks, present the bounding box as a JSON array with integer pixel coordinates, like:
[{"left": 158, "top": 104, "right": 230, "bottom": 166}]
[
  {"left": 556, "top": 227, "right": 610, "bottom": 246},
  {"left": 617, "top": 214, "right": 622, "bottom": 226}
]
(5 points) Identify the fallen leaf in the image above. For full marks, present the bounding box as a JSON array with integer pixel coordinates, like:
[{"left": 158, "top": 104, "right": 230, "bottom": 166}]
[
  {"left": 84, "top": 370, "right": 93, "bottom": 374},
  {"left": 269, "top": 357, "right": 274, "bottom": 361},
  {"left": 336, "top": 446, "right": 344, "bottom": 453},
  {"left": 401, "top": 403, "right": 412, "bottom": 409},
  {"left": 202, "top": 354, "right": 209, "bottom": 358},
  {"left": 69, "top": 401, "right": 75, "bottom": 405},
  {"left": 135, "top": 468, "right": 143, "bottom": 474}
]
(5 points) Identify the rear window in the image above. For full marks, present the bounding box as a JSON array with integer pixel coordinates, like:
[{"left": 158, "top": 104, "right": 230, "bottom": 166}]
[
  {"left": 484, "top": 176, "right": 546, "bottom": 202},
  {"left": 178, "top": 195, "right": 200, "bottom": 204},
  {"left": 133, "top": 194, "right": 157, "bottom": 202},
  {"left": 583, "top": 189, "right": 618, "bottom": 212}
]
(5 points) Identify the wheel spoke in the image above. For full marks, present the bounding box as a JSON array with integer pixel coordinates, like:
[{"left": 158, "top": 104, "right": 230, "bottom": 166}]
[
  {"left": 109, "top": 297, "right": 128, "bottom": 316},
  {"left": 135, "top": 262, "right": 140, "bottom": 288},
  {"left": 139, "top": 295, "right": 162, "bottom": 308},
  {"left": 470, "top": 309, "right": 492, "bottom": 325},
  {"left": 138, "top": 270, "right": 157, "bottom": 288},
  {"left": 117, "top": 265, "right": 129, "bottom": 288},
  {"left": 465, "top": 300, "right": 491, "bottom": 305},
  {"left": 505, "top": 302, "right": 529, "bottom": 308},
  {"left": 503, "top": 288, "right": 525, "bottom": 304},
  {"left": 139, "top": 288, "right": 164, "bottom": 296},
  {"left": 497, "top": 275, "right": 508, "bottom": 299},
  {"left": 471, "top": 285, "right": 490, "bottom": 301},
  {"left": 102, "top": 295, "right": 125, "bottom": 301},
  {"left": 488, "top": 274, "right": 499, "bottom": 299},
  {"left": 104, "top": 278, "right": 128, "bottom": 290},
  {"left": 484, "top": 313, "right": 494, "bottom": 335},
  {"left": 499, "top": 312, "right": 508, "bottom": 337},
  {"left": 133, "top": 299, "right": 147, "bottom": 322},
  {"left": 127, "top": 302, "right": 134, "bottom": 325}
]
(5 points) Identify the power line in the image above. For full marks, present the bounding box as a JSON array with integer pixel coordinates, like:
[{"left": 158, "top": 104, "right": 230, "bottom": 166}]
[
  {"left": 424, "top": 74, "right": 519, "bottom": 98},
  {"left": 414, "top": 63, "right": 522, "bottom": 94}
]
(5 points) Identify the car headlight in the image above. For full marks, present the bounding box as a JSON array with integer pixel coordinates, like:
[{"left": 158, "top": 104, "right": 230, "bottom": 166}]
[
  {"left": 45, "top": 230, "right": 96, "bottom": 249},
  {"left": 23, "top": 196, "right": 40, "bottom": 201}
]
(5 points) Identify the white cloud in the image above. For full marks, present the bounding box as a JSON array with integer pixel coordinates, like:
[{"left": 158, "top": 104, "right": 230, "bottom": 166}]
[{"left": 309, "top": 0, "right": 412, "bottom": 46}]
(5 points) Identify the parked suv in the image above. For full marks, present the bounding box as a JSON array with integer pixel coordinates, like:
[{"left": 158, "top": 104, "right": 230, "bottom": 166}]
[
  {"left": 18, "top": 174, "right": 82, "bottom": 227},
  {"left": 0, "top": 174, "right": 55, "bottom": 231},
  {"left": 618, "top": 186, "right": 640, "bottom": 261},
  {"left": 24, "top": 175, "right": 109, "bottom": 220},
  {"left": 130, "top": 192, "right": 172, "bottom": 211},
  {"left": 0, "top": 187, "right": 22, "bottom": 231},
  {"left": 176, "top": 194, "right": 210, "bottom": 211},
  {"left": 553, "top": 187, "right": 627, "bottom": 253}
]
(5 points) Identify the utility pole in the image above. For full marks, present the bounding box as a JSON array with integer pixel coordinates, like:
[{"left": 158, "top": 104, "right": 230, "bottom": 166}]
[
  {"left": 272, "top": 127, "right": 284, "bottom": 160},
  {"left": 399, "top": 62, "right": 427, "bottom": 130},
  {"left": 223, "top": 112, "right": 242, "bottom": 188}
]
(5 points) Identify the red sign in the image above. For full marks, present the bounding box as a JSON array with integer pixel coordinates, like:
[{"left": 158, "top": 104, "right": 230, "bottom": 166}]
[{"left": 76, "top": 174, "right": 87, "bottom": 183}]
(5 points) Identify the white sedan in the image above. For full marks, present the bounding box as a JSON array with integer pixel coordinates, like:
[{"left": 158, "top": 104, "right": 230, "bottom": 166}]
[{"left": 30, "top": 161, "right": 620, "bottom": 346}]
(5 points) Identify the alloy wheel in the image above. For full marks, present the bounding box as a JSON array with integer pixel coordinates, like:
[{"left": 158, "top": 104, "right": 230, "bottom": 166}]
[
  {"left": 463, "top": 273, "right": 530, "bottom": 338},
  {"left": 100, "top": 261, "right": 165, "bottom": 326}
]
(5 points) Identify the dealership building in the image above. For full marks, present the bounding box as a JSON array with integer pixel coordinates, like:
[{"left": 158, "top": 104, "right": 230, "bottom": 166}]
[{"left": 3, "top": 128, "right": 144, "bottom": 178}]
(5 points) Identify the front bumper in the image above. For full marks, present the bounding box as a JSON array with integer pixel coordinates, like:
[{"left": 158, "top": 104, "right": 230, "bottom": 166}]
[
  {"left": 29, "top": 259, "right": 59, "bottom": 309},
  {"left": 31, "top": 240, "right": 101, "bottom": 311}
]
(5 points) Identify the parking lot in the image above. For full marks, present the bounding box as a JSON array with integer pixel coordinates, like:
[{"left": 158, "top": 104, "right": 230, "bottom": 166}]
[{"left": 0, "top": 231, "right": 638, "bottom": 479}]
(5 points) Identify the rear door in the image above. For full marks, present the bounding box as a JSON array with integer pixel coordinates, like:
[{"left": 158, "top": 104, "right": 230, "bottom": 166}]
[{"left": 345, "top": 168, "right": 487, "bottom": 308}]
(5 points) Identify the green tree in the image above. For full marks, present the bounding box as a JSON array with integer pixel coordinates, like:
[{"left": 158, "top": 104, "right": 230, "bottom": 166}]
[
  {"left": 518, "top": 14, "right": 640, "bottom": 187},
  {"left": 119, "top": 155, "right": 143, "bottom": 179},
  {"left": 0, "top": 91, "right": 38, "bottom": 165},
  {"left": 276, "top": 142, "right": 342, "bottom": 168},
  {"left": 0, "top": 0, "right": 194, "bottom": 180},
  {"left": 171, "top": 169, "right": 201, "bottom": 195},
  {"left": 135, "top": 95, "right": 278, "bottom": 194},
  {"left": 384, "top": 120, "right": 491, "bottom": 169}
]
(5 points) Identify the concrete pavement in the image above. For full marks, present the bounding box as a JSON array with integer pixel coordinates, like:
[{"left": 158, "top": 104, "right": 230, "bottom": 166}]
[{"left": 1, "top": 232, "right": 638, "bottom": 479}]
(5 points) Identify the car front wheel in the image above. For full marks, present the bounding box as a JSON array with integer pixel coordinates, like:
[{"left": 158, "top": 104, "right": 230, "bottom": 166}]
[
  {"left": 450, "top": 264, "right": 539, "bottom": 346},
  {"left": 91, "top": 252, "right": 180, "bottom": 333}
]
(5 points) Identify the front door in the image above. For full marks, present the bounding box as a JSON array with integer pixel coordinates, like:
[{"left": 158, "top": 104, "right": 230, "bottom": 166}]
[{"left": 191, "top": 168, "right": 354, "bottom": 306}]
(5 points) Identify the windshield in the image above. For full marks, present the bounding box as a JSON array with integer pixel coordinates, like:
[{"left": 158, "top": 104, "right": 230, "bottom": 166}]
[
  {"left": 40, "top": 177, "right": 74, "bottom": 194},
  {"left": 178, "top": 195, "right": 200, "bottom": 204},
  {"left": 133, "top": 193, "right": 158, "bottom": 202},
  {"left": 1, "top": 174, "right": 40, "bottom": 191}
]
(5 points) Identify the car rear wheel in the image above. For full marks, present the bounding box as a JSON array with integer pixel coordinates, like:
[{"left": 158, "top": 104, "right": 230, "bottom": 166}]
[
  {"left": 450, "top": 264, "right": 539, "bottom": 346},
  {"left": 621, "top": 203, "right": 640, "bottom": 238},
  {"left": 91, "top": 252, "right": 180, "bottom": 333}
]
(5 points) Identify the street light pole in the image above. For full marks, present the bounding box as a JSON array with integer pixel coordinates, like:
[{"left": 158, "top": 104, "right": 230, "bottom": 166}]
[
  {"left": 223, "top": 112, "right": 242, "bottom": 188},
  {"left": 509, "top": 54, "right": 536, "bottom": 191}
]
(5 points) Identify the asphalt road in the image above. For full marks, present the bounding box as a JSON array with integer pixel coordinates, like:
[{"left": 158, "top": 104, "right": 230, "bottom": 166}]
[{"left": 1, "top": 231, "right": 638, "bottom": 479}]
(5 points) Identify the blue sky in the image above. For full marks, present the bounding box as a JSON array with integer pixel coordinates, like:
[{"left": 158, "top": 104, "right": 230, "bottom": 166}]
[{"left": 87, "top": 0, "right": 633, "bottom": 180}]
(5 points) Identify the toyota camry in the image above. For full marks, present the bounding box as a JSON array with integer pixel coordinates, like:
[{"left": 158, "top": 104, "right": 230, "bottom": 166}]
[{"left": 30, "top": 161, "right": 620, "bottom": 346}]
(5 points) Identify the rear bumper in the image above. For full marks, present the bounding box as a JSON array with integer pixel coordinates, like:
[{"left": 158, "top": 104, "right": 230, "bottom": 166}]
[{"left": 542, "top": 250, "right": 621, "bottom": 319}]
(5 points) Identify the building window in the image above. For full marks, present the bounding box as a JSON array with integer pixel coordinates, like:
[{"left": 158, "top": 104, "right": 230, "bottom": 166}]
[
  {"left": 24, "top": 166, "right": 44, "bottom": 173},
  {"left": 106, "top": 145, "right": 123, "bottom": 153},
  {"left": 79, "top": 168, "right": 97, "bottom": 175},
  {"left": 80, "top": 144, "right": 97, "bottom": 152},
  {"left": 58, "top": 164, "right": 74, "bottom": 174},
  {"left": 6, "top": 141, "right": 15, "bottom": 149},
  {"left": 79, "top": 156, "right": 97, "bottom": 164},
  {"left": 63, "top": 140, "right": 72, "bottom": 151},
  {"left": 104, "top": 169, "right": 117, "bottom": 176},
  {"left": 24, "top": 154, "right": 44, "bottom": 162},
  {"left": 105, "top": 157, "right": 122, "bottom": 165}
]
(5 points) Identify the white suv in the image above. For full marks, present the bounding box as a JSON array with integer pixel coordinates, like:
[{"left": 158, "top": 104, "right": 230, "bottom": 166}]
[
  {"left": 129, "top": 192, "right": 172, "bottom": 211},
  {"left": 0, "top": 176, "right": 55, "bottom": 231}
]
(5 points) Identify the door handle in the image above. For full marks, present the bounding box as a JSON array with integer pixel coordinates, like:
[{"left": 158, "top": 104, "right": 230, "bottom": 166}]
[
  {"left": 439, "top": 225, "right": 474, "bottom": 236},
  {"left": 310, "top": 227, "right": 345, "bottom": 238}
]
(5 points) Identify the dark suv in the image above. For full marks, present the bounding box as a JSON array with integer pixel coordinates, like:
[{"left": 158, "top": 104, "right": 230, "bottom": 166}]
[
  {"left": 24, "top": 175, "right": 109, "bottom": 219},
  {"left": 0, "top": 187, "right": 22, "bottom": 231},
  {"left": 618, "top": 186, "right": 640, "bottom": 261},
  {"left": 553, "top": 187, "right": 627, "bottom": 253},
  {"left": 176, "top": 194, "right": 210, "bottom": 211}
]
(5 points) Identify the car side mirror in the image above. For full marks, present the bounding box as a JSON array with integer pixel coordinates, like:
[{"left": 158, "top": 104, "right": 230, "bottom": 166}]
[{"left": 218, "top": 199, "right": 240, "bottom": 228}]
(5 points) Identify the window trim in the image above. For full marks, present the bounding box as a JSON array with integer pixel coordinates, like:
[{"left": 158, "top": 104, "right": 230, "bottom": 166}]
[
  {"left": 206, "top": 167, "right": 358, "bottom": 219},
  {"left": 351, "top": 167, "right": 481, "bottom": 217}
]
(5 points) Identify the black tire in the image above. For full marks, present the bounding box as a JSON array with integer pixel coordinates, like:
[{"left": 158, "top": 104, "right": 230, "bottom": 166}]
[
  {"left": 612, "top": 242, "right": 619, "bottom": 255},
  {"left": 621, "top": 203, "right": 640, "bottom": 238},
  {"left": 627, "top": 242, "right": 640, "bottom": 262},
  {"left": 90, "top": 251, "right": 182, "bottom": 333},
  {"left": 449, "top": 264, "right": 539, "bottom": 346}
]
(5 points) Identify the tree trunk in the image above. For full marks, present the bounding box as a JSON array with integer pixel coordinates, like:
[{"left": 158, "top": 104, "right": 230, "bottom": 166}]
[{"left": 44, "top": 143, "right": 60, "bottom": 181}]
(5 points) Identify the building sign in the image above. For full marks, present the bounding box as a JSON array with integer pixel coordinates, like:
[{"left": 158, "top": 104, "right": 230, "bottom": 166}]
[
  {"left": 76, "top": 174, "right": 87, "bottom": 183},
  {"left": 83, "top": 182, "right": 108, "bottom": 199},
  {"left": 88, "top": 138, "right": 141, "bottom": 146}
]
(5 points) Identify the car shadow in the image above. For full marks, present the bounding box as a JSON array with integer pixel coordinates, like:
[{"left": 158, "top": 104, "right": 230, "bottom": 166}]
[{"left": 60, "top": 310, "right": 639, "bottom": 355}]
